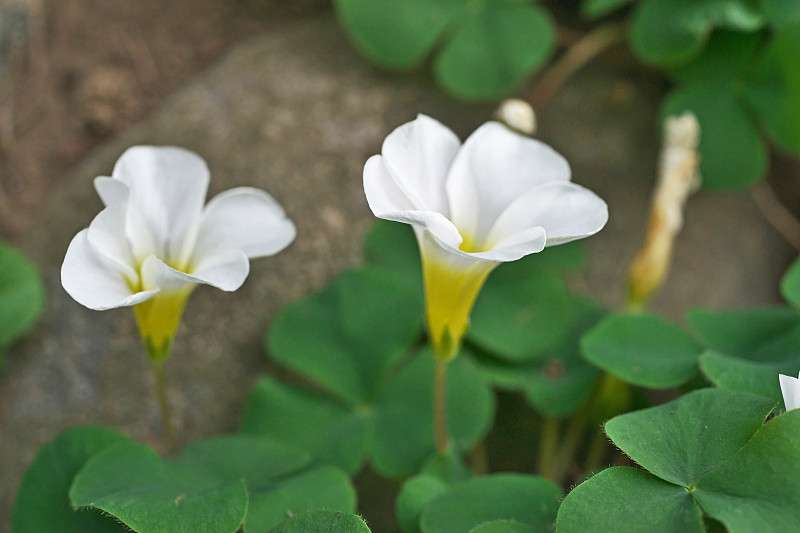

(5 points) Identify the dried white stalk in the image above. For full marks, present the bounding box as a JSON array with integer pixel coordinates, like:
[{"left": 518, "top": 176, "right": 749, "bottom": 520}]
[{"left": 628, "top": 112, "right": 701, "bottom": 308}]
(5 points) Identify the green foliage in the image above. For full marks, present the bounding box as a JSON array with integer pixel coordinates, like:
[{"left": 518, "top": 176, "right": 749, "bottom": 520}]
[
  {"left": 243, "top": 347, "right": 495, "bottom": 478},
  {"left": 699, "top": 350, "right": 788, "bottom": 401},
  {"left": 661, "top": 70, "right": 766, "bottom": 190},
  {"left": 469, "top": 245, "right": 587, "bottom": 363},
  {"left": 363, "top": 220, "right": 424, "bottom": 303},
  {"left": 689, "top": 301, "right": 800, "bottom": 402},
  {"left": 334, "top": 0, "right": 555, "bottom": 100},
  {"left": 654, "top": 20, "right": 800, "bottom": 190},
  {"left": 367, "top": 220, "right": 603, "bottom": 419},
  {"left": 742, "top": 23, "right": 800, "bottom": 153},
  {"left": 604, "top": 388, "right": 775, "bottom": 487},
  {"left": 15, "top": 429, "right": 356, "bottom": 533},
  {"left": 557, "top": 389, "right": 800, "bottom": 531},
  {"left": 630, "top": 0, "right": 763, "bottom": 67},
  {"left": 762, "top": 0, "right": 800, "bottom": 29},
  {"left": 70, "top": 435, "right": 356, "bottom": 533},
  {"left": 268, "top": 510, "right": 371, "bottom": 533},
  {"left": 582, "top": 0, "right": 636, "bottom": 19},
  {"left": 468, "top": 521, "right": 537, "bottom": 533},
  {"left": 70, "top": 441, "right": 249, "bottom": 533},
  {"left": 11, "top": 426, "right": 130, "bottom": 533},
  {"left": 474, "top": 299, "right": 604, "bottom": 418},
  {"left": 244, "top": 467, "right": 357, "bottom": 533},
  {"left": 687, "top": 306, "right": 800, "bottom": 359},
  {"left": 782, "top": 257, "right": 800, "bottom": 309},
  {"left": 417, "top": 474, "right": 562, "bottom": 533},
  {"left": 581, "top": 312, "right": 702, "bottom": 388},
  {"left": 268, "top": 267, "right": 424, "bottom": 406},
  {"left": 372, "top": 349, "right": 494, "bottom": 475},
  {"left": 558, "top": 467, "right": 705, "bottom": 532},
  {"left": 396, "top": 474, "right": 450, "bottom": 533},
  {"left": 692, "top": 409, "right": 800, "bottom": 531},
  {"left": 0, "top": 241, "right": 45, "bottom": 368}
]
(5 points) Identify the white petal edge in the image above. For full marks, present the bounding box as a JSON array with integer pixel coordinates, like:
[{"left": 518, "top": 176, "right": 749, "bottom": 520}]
[
  {"left": 111, "top": 146, "right": 210, "bottom": 263},
  {"left": 363, "top": 155, "right": 416, "bottom": 216},
  {"left": 486, "top": 180, "right": 608, "bottom": 249},
  {"left": 380, "top": 114, "right": 461, "bottom": 214},
  {"left": 190, "top": 187, "right": 296, "bottom": 263},
  {"left": 780, "top": 373, "right": 800, "bottom": 411},
  {"left": 94, "top": 176, "right": 129, "bottom": 207},
  {"left": 86, "top": 203, "right": 137, "bottom": 281},
  {"left": 62, "top": 229, "right": 158, "bottom": 310},
  {"left": 376, "top": 209, "right": 463, "bottom": 251},
  {"left": 446, "top": 122, "right": 571, "bottom": 244},
  {"left": 141, "top": 250, "right": 250, "bottom": 293}
]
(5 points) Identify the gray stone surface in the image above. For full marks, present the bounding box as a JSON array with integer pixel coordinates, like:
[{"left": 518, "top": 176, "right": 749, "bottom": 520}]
[
  {"left": 0, "top": 0, "right": 27, "bottom": 75},
  {"left": 0, "top": 15, "right": 792, "bottom": 529}
]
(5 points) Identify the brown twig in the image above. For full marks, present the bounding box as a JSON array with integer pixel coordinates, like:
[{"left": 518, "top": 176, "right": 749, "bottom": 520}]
[
  {"left": 530, "top": 22, "right": 626, "bottom": 110},
  {"left": 751, "top": 182, "right": 800, "bottom": 253}
]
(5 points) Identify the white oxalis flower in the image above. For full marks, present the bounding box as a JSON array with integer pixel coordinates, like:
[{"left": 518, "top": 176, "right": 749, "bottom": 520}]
[
  {"left": 364, "top": 114, "right": 608, "bottom": 359},
  {"left": 62, "top": 145, "right": 296, "bottom": 358},
  {"left": 779, "top": 372, "right": 800, "bottom": 411}
]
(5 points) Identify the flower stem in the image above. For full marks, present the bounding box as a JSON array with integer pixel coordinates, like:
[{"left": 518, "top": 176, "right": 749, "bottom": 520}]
[
  {"left": 530, "top": 22, "right": 626, "bottom": 110},
  {"left": 434, "top": 358, "right": 449, "bottom": 455},
  {"left": 152, "top": 360, "right": 178, "bottom": 454},
  {"left": 536, "top": 417, "right": 561, "bottom": 480},
  {"left": 584, "top": 428, "right": 609, "bottom": 474}
]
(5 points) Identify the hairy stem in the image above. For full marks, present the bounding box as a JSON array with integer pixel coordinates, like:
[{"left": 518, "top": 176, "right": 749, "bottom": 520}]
[
  {"left": 153, "top": 360, "right": 178, "bottom": 454},
  {"left": 434, "top": 358, "right": 449, "bottom": 455}
]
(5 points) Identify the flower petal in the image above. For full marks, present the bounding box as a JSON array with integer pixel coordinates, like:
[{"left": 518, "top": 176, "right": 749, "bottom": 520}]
[
  {"left": 87, "top": 203, "right": 137, "bottom": 282},
  {"left": 484, "top": 226, "right": 547, "bottom": 260},
  {"left": 190, "top": 187, "right": 296, "bottom": 263},
  {"left": 780, "top": 373, "right": 800, "bottom": 411},
  {"left": 363, "top": 155, "right": 416, "bottom": 215},
  {"left": 141, "top": 251, "right": 250, "bottom": 293},
  {"left": 61, "top": 230, "right": 157, "bottom": 310},
  {"left": 94, "top": 176, "right": 130, "bottom": 207},
  {"left": 191, "top": 249, "right": 251, "bottom": 292},
  {"left": 111, "top": 146, "right": 209, "bottom": 263},
  {"left": 486, "top": 181, "right": 608, "bottom": 249},
  {"left": 446, "top": 122, "right": 571, "bottom": 244},
  {"left": 381, "top": 114, "right": 461, "bottom": 214},
  {"left": 379, "top": 209, "right": 464, "bottom": 251}
]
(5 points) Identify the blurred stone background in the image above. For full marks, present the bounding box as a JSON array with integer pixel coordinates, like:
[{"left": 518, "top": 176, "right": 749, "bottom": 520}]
[{"left": 0, "top": 2, "right": 795, "bottom": 531}]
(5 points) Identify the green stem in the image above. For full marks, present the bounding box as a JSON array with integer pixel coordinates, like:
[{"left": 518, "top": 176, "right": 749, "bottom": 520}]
[
  {"left": 536, "top": 417, "right": 561, "bottom": 480},
  {"left": 152, "top": 360, "right": 178, "bottom": 454},
  {"left": 434, "top": 358, "right": 449, "bottom": 455},
  {"left": 552, "top": 412, "right": 590, "bottom": 483},
  {"left": 469, "top": 441, "right": 489, "bottom": 476},
  {"left": 584, "top": 428, "right": 609, "bottom": 474}
]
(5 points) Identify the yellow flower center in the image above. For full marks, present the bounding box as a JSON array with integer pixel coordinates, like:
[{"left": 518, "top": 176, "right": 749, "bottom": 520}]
[
  {"left": 127, "top": 261, "right": 196, "bottom": 362},
  {"left": 422, "top": 236, "right": 496, "bottom": 361}
]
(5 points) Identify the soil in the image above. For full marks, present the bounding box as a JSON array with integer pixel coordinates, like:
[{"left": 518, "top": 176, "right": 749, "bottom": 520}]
[{"left": 0, "top": 0, "right": 328, "bottom": 241}]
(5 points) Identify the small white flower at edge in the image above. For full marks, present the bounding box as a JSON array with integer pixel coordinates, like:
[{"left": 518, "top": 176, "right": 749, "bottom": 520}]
[
  {"left": 61, "top": 145, "right": 296, "bottom": 360},
  {"left": 779, "top": 372, "right": 800, "bottom": 411},
  {"left": 363, "top": 114, "right": 608, "bottom": 360}
]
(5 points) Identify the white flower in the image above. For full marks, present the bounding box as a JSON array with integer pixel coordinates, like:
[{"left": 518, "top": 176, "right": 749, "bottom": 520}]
[
  {"left": 62, "top": 146, "right": 296, "bottom": 359},
  {"left": 779, "top": 372, "right": 800, "bottom": 411},
  {"left": 363, "top": 115, "right": 608, "bottom": 359}
]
